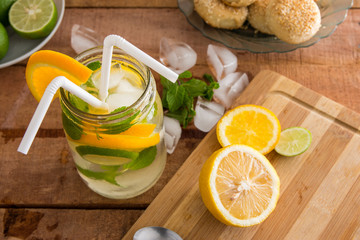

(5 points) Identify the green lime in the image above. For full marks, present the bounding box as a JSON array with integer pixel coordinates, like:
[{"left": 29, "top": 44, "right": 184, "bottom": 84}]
[
  {"left": 0, "top": 22, "right": 9, "bottom": 60},
  {"left": 0, "top": 0, "right": 16, "bottom": 26},
  {"left": 9, "top": 0, "right": 57, "bottom": 39},
  {"left": 275, "top": 127, "right": 312, "bottom": 157}
]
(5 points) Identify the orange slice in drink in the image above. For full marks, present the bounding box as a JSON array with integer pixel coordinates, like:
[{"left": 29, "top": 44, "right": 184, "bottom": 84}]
[
  {"left": 120, "top": 123, "right": 156, "bottom": 137},
  {"left": 199, "top": 144, "right": 280, "bottom": 227},
  {"left": 216, "top": 105, "right": 281, "bottom": 155},
  {"left": 71, "top": 123, "right": 160, "bottom": 150},
  {"left": 26, "top": 50, "right": 93, "bottom": 101},
  {"left": 72, "top": 131, "right": 161, "bottom": 150}
]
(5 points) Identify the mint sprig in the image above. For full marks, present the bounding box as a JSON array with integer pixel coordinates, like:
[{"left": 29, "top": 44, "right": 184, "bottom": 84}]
[
  {"left": 161, "top": 71, "right": 219, "bottom": 127},
  {"left": 75, "top": 145, "right": 157, "bottom": 186}
]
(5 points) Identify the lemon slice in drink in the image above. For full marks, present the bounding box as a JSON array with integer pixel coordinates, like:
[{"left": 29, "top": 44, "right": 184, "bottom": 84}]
[
  {"left": 199, "top": 144, "right": 280, "bottom": 227},
  {"left": 9, "top": 0, "right": 57, "bottom": 39},
  {"left": 275, "top": 127, "right": 312, "bottom": 156}
]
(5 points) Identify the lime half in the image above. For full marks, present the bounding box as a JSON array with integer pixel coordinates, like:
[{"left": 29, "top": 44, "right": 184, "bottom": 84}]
[
  {"left": 0, "top": 22, "right": 9, "bottom": 59},
  {"left": 9, "top": 0, "right": 57, "bottom": 39},
  {"left": 0, "top": 0, "right": 16, "bottom": 26},
  {"left": 275, "top": 127, "right": 312, "bottom": 157}
]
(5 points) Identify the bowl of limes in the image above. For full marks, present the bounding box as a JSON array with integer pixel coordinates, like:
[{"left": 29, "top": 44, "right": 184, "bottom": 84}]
[{"left": 0, "top": 0, "right": 65, "bottom": 69}]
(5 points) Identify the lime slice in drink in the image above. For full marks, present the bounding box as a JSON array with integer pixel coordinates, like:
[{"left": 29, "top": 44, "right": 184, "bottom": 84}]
[
  {"left": 0, "top": 22, "right": 9, "bottom": 59},
  {"left": 9, "top": 0, "right": 57, "bottom": 39},
  {"left": 275, "top": 127, "right": 312, "bottom": 157}
]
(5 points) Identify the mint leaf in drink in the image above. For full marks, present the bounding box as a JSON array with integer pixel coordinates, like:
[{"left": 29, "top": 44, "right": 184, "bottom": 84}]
[
  {"left": 68, "top": 94, "right": 89, "bottom": 112},
  {"left": 160, "top": 71, "right": 218, "bottom": 128},
  {"left": 100, "top": 107, "right": 140, "bottom": 135},
  {"left": 110, "top": 106, "right": 127, "bottom": 114},
  {"left": 87, "top": 61, "right": 101, "bottom": 71},
  {"left": 123, "top": 146, "right": 157, "bottom": 170},
  {"left": 62, "top": 112, "right": 83, "bottom": 140},
  {"left": 76, "top": 146, "right": 139, "bottom": 161},
  {"left": 76, "top": 164, "right": 122, "bottom": 186}
]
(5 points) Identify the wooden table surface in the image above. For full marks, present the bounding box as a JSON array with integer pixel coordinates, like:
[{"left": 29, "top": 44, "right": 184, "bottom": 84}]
[{"left": 0, "top": 0, "right": 359, "bottom": 239}]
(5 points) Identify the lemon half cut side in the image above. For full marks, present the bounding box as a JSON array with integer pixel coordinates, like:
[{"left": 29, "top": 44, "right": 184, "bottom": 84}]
[{"left": 199, "top": 144, "right": 280, "bottom": 227}]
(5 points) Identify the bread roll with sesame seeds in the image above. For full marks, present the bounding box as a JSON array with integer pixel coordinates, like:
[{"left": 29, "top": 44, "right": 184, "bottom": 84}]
[
  {"left": 194, "top": 0, "right": 248, "bottom": 30},
  {"left": 266, "top": 0, "right": 321, "bottom": 44},
  {"left": 222, "top": 0, "right": 256, "bottom": 7},
  {"left": 247, "top": 0, "right": 273, "bottom": 35}
]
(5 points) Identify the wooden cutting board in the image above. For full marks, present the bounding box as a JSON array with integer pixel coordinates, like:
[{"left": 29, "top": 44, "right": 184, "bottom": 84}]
[{"left": 124, "top": 70, "right": 360, "bottom": 240}]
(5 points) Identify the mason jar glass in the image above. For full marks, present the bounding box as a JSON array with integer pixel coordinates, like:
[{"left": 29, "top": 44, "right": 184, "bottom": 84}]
[{"left": 60, "top": 47, "right": 166, "bottom": 199}]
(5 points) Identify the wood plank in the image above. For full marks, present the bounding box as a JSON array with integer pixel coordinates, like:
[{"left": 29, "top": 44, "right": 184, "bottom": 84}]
[
  {"left": 0, "top": 208, "right": 143, "bottom": 239},
  {"left": 123, "top": 70, "right": 360, "bottom": 239}
]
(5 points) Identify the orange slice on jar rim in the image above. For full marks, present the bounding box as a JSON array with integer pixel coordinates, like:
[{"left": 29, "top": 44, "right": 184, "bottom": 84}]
[{"left": 26, "top": 50, "right": 93, "bottom": 102}]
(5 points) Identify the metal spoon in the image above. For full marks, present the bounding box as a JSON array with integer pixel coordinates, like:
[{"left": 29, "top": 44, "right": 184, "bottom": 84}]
[{"left": 133, "top": 226, "right": 183, "bottom": 240}]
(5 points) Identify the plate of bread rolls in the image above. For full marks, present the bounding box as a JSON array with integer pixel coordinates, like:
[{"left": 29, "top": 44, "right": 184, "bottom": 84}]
[{"left": 178, "top": 0, "right": 352, "bottom": 53}]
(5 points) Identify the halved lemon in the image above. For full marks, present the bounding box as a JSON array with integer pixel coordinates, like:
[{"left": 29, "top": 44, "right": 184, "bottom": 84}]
[
  {"left": 216, "top": 105, "right": 281, "bottom": 154},
  {"left": 199, "top": 144, "right": 280, "bottom": 227},
  {"left": 26, "top": 50, "right": 93, "bottom": 102}
]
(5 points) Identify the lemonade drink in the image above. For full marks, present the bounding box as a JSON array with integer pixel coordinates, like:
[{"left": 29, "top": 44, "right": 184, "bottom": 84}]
[{"left": 60, "top": 47, "right": 166, "bottom": 199}]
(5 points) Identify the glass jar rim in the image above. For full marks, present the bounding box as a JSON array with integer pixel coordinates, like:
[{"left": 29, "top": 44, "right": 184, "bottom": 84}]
[{"left": 60, "top": 46, "right": 154, "bottom": 122}]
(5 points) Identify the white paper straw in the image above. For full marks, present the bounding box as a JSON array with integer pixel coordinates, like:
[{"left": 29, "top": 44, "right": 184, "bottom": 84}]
[
  {"left": 18, "top": 76, "right": 108, "bottom": 155},
  {"left": 99, "top": 34, "right": 179, "bottom": 101}
]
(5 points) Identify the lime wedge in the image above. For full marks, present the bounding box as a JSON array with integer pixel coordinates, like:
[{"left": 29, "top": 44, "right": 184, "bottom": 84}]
[
  {"left": 275, "top": 127, "right": 312, "bottom": 157},
  {"left": 0, "top": 23, "right": 9, "bottom": 59},
  {"left": 9, "top": 0, "right": 57, "bottom": 39}
]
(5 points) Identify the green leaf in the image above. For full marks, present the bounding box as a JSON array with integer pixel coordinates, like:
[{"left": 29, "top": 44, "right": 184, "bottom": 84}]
[
  {"left": 167, "top": 84, "right": 185, "bottom": 112},
  {"left": 166, "top": 108, "right": 189, "bottom": 127},
  {"left": 160, "top": 75, "right": 174, "bottom": 90},
  {"left": 110, "top": 106, "right": 127, "bottom": 115},
  {"left": 178, "top": 70, "right": 192, "bottom": 79},
  {"left": 87, "top": 61, "right": 101, "bottom": 71},
  {"left": 83, "top": 78, "right": 96, "bottom": 89},
  {"left": 203, "top": 73, "right": 216, "bottom": 83},
  {"left": 182, "top": 79, "right": 208, "bottom": 97},
  {"left": 62, "top": 111, "right": 83, "bottom": 140},
  {"left": 123, "top": 146, "right": 157, "bottom": 170},
  {"left": 162, "top": 88, "right": 169, "bottom": 109},
  {"left": 68, "top": 94, "right": 89, "bottom": 112},
  {"left": 100, "top": 108, "right": 140, "bottom": 135},
  {"left": 203, "top": 81, "right": 220, "bottom": 101},
  {"left": 76, "top": 146, "right": 139, "bottom": 160},
  {"left": 76, "top": 164, "right": 122, "bottom": 186},
  {"left": 160, "top": 71, "right": 218, "bottom": 128}
]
